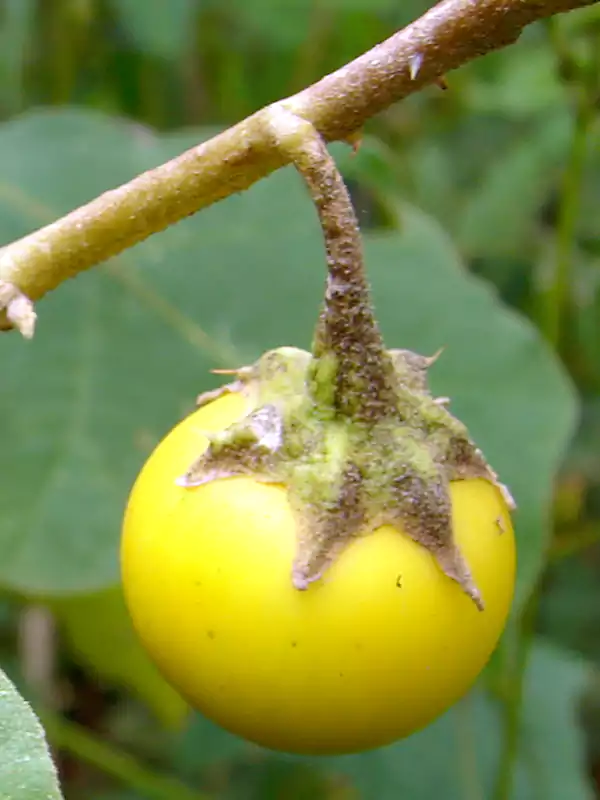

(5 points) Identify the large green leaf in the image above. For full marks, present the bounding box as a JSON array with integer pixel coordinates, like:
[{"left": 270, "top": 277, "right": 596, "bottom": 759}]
[
  {"left": 456, "top": 112, "right": 571, "bottom": 259},
  {"left": 0, "top": 668, "right": 64, "bottom": 800},
  {"left": 513, "top": 643, "right": 592, "bottom": 799},
  {"left": 217, "top": 0, "right": 409, "bottom": 51},
  {"left": 109, "top": 0, "right": 197, "bottom": 60},
  {"left": 463, "top": 45, "right": 568, "bottom": 119},
  {"left": 0, "top": 109, "right": 577, "bottom": 605}
]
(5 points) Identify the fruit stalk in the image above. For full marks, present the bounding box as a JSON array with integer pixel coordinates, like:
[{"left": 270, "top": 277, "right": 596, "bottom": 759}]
[
  {"left": 179, "top": 111, "right": 514, "bottom": 607},
  {"left": 267, "top": 109, "right": 397, "bottom": 421}
]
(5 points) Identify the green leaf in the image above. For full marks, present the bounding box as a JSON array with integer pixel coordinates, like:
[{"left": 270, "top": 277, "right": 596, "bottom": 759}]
[
  {"left": 220, "top": 0, "right": 312, "bottom": 49},
  {"left": 0, "top": 109, "right": 577, "bottom": 605},
  {"left": 168, "top": 713, "right": 248, "bottom": 778},
  {"left": 513, "top": 642, "right": 592, "bottom": 800},
  {"left": 50, "top": 587, "right": 188, "bottom": 728},
  {"left": 217, "top": 0, "right": 414, "bottom": 53},
  {"left": 464, "top": 45, "right": 568, "bottom": 118},
  {"left": 314, "top": 642, "right": 591, "bottom": 800},
  {"left": 0, "top": 668, "right": 64, "bottom": 800},
  {"left": 556, "top": 2, "right": 600, "bottom": 34},
  {"left": 457, "top": 112, "right": 572, "bottom": 258},
  {"left": 109, "top": 0, "right": 197, "bottom": 60}
]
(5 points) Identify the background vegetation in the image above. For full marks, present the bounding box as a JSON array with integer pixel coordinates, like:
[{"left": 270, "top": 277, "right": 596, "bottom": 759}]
[{"left": 0, "top": 0, "right": 599, "bottom": 798}]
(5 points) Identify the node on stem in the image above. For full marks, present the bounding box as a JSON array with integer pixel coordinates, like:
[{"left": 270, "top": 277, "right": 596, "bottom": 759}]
[{"left": 0, "top": 281, "right": 37, "bottom": 338}]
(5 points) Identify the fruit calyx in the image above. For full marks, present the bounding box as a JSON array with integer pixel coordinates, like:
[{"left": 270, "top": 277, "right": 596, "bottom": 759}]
[{"left": 177, "top": 110, "right": 514, "bottom": 610}]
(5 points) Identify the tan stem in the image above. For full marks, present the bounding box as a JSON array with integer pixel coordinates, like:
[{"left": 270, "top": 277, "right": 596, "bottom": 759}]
[
  {"left": 0, "top": 0, "right": 595, "bottom": 330},
  {"left": 0, "top": 281, "right": 36, "bottom": 338},
  {"left": 266, "top": 108, "right": 396, "bottom": 420}
]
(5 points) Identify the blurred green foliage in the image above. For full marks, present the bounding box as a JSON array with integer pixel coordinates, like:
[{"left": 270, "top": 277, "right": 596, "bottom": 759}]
[{"left": 0, "top": 0, "right": 599, "bottom": 798}]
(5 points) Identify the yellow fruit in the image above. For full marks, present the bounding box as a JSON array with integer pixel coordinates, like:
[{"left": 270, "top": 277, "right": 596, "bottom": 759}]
[{"left": 121, "top": 392, "right": 516, "bottom": 755}]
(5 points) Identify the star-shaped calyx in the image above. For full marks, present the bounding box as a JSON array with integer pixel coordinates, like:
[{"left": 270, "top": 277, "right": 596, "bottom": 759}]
[
  {"left": 178, "top": 345, "right": 514, "bottom": 611},
  {"left": 177, "top": 111, "right": 514, "bottom": 611}
]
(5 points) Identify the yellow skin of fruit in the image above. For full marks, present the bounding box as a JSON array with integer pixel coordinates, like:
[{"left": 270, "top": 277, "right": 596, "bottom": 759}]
[{"left": 121, "top": 392, "right": 516, "bottom": 755}]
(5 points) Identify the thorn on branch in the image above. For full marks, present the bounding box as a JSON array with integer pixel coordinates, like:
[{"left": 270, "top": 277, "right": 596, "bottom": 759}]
[
  {"left": 408, "top": 52, "right": 424, "bottom": 80},
  {"left": 344, "top": 130, "right": 363, "bottom": 155},
  {"left": 0, "top": 281, "right": 37, "bottom": 339},
  {"left": 265, "top": 106, "right": 396, "bottom": 421}
]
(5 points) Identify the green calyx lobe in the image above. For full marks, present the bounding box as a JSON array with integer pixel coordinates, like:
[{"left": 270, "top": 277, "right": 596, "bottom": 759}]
[{"left": 179, "top": 344, "right": 514, "bottom": 612}]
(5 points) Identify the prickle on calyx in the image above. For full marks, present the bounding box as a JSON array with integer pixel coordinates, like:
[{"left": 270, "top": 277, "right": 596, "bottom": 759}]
[{"left": 178, "top": 110, "right": 515, "bottom": 611}]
